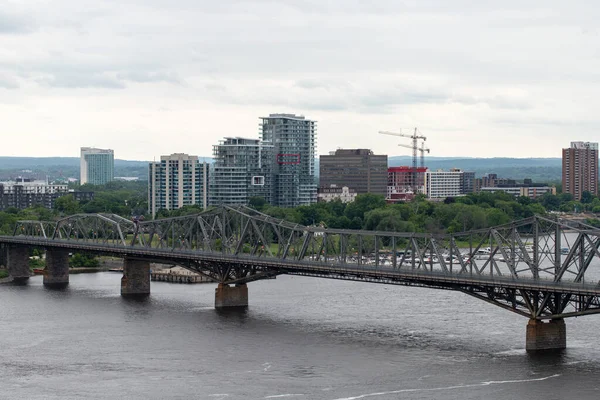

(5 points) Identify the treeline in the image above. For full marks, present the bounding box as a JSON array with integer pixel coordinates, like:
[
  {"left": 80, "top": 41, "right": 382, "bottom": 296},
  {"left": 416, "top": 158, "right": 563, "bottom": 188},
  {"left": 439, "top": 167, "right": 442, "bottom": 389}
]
[
  {"left": 2, "top": 180, "right": 600, "bottom": 237},
  {"left": 0, "top": 181, "right": 147, "bottom": 235},
  {"left": 248, "top": 191, "right": 600, "bottom": 234}
]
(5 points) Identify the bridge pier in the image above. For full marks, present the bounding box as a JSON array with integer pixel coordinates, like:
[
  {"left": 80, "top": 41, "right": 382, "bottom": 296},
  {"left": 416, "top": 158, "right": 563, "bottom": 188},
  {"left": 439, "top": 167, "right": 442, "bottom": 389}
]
[
  {"left": 215, "top": 283, "right": 248, "bottom": 308},
  {"left": 7, "top": 246, "right": 30, "bottom": 283},
  {"left": 44, "top": 249, "right": 69, "bottom": 289},
  {"left": 121, "top": 258, "right": 150, "bottom": 297},
  {"left": 526, "top": 319, "right": 566, "bottom": 352},
  {"left": 0, "top": 243, "right": 7, "bottom": 268}
]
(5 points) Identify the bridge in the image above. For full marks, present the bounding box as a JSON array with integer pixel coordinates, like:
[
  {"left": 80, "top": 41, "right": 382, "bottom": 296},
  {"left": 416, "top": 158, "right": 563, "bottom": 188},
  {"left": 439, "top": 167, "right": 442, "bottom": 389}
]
[{"left": 2, "top": 205, "right": 600, "bottom": 352}]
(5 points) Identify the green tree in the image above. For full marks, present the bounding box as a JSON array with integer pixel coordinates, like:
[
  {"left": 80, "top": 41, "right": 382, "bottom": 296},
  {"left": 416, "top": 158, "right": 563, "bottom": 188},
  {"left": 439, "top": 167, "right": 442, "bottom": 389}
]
[
  {"left": 344, "top": 194, "right": 387, "bottom": 221},
  {"left": 54, "top": 195, "right": 82, "bottom": 215},
  {"left": 581, "top": 191, "right": 594, "bottom": 204},
  {"left": 249, "top": 197, "right": 268, "bottom": 211}
]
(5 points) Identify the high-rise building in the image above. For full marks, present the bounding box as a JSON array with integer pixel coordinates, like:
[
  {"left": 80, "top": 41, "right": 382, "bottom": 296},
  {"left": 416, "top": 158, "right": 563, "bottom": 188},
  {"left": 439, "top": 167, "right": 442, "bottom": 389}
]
[
  {"left": 80, "top": 147, "right": 114, "bottom": 185},
  {"left": 148, "top": 153, "right": 209, "bottom": 218},
  {"left": 260, "top": 114, "right": 317, "bottom": 207},
  {"left": 209, "top": 138, "right": 273, "bottom": 206},
  {"left": 562, "top": 141, "right": 599, "bottom": 200},
  {"left": 319, "top": 149, "right": 387, "bottom": 196}
]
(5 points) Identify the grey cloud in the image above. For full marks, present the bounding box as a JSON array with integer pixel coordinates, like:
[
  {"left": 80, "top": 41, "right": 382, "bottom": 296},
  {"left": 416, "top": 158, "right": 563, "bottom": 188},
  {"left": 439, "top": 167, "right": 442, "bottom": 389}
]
[
  {"left": 0, "top": 74, "right": 19, "bottom": 89},
  {"left": 0, "top": 11, "right": 35, "bottom": 34}
]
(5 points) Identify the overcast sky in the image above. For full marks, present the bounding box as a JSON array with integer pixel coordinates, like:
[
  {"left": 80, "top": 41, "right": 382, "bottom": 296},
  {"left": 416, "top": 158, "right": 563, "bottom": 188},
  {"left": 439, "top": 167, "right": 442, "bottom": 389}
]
[{"left": 2, "top": 1, "right": 599, "bottom": 160}]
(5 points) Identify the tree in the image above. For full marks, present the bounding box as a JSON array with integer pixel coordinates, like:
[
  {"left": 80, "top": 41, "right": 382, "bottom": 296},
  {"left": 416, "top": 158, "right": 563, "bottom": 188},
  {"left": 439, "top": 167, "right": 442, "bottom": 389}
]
[
  {"left": 249, "top": 197, "right": 268, "bottom": 211},
  {"left": 581, "top": 191, "right": 594, "bottom": 204},
  {"left": 344, "top": 194, "right": 387, "bottom": 221},
  {"left": 54, "top": 195, "right": 82, "bottom": 215}
]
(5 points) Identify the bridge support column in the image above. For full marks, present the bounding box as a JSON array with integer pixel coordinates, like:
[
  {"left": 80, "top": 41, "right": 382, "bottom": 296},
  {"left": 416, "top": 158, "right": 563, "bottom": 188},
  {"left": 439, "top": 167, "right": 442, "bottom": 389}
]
[
  {"left": 0, "top": 243, "right": 7, "bottom": 268},
  {"left": 215, "top": 284, "right": 248, "bottom": 308},
  {"left": 7, "top": 246, "right": 30, "bottom": 283},
  {"left": 44, "top": 249, "right": 69, "bottom": 289},
  {"left": 121, "top": 258, "right": 150, "bottom": 297},
  {"left": 526, "top": 319, "right": 566, "bottom": 352}
]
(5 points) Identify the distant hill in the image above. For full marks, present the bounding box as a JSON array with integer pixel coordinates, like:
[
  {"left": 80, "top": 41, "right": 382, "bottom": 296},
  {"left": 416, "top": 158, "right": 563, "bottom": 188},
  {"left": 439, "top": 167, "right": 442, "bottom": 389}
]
[
  {"left": 0, "top": 156, "right": 563, "bottom": 183},
  {"left": 387, "top": 156, "right": 562, "bottom": 182}
]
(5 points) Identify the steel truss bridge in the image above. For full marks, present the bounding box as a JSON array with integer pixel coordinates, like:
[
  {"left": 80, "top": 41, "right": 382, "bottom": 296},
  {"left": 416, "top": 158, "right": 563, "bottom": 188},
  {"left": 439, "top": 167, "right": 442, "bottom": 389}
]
[{"left": 2, "top": 205, "right": 600, "bottom": 321}]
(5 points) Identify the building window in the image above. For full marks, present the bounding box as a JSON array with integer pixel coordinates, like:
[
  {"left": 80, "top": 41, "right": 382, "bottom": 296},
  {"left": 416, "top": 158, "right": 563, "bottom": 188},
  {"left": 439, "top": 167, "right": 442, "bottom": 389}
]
[{"left": 252, "top": 176, "right": 265, "bottom": 186}]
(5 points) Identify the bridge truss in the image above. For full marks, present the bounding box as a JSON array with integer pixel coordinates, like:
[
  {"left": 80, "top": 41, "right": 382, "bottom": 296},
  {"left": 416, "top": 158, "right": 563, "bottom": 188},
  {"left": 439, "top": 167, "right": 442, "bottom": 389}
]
[{"left": 10, "top": 206, "right": 600, "bottom": 320}]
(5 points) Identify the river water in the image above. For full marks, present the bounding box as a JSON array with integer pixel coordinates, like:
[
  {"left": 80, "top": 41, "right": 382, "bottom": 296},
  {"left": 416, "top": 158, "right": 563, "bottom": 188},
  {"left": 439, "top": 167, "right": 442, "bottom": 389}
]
[{"left": 2, "top": 273, "right": 600, "bottom": 399}]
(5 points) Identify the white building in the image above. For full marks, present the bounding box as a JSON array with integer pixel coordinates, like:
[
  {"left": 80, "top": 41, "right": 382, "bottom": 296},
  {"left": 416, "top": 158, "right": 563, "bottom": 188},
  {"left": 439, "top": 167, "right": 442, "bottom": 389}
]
[
  {"left": 317, "top": 185, "right": 357, "bottom": 203},
  {"left": 425, "top": 169, "right": 464, "bottom": 199},
  {"left": 80, "top": 147, "right": 114, "bottom": 185}
]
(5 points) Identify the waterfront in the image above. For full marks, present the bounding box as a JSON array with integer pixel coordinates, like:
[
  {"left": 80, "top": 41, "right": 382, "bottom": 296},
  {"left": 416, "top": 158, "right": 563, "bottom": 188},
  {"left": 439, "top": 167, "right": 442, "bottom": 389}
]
[{"left": 2, "top": 273, "right": 600, "bottom": 399}]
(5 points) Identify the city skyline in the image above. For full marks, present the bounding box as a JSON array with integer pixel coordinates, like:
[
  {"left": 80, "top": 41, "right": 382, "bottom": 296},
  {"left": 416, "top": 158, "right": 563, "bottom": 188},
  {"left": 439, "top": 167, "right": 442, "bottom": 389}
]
[{"left": 2, "top": 2, "right": 600, "bottom": 160}]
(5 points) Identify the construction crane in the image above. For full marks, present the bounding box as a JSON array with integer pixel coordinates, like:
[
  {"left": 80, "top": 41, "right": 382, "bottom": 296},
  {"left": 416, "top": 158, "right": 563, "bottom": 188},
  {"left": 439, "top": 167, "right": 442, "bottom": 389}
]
[
  {"left": 397, "top": 142, "right": 430, "bottom": 168},
  {"left": 378, "top": 128, "right": 427, "bottom": 170},
  {"left": 379, "top": 128, "right": 427, "bottom": 189}
]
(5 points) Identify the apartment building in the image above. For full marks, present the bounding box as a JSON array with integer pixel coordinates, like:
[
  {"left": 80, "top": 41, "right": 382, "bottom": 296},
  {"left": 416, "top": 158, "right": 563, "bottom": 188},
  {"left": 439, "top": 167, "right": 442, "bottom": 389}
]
[
  {"left": 209, "top": 138, "right": 274, "bottom": 206},
  {"left": 425, "top": 169, "right": 473, "bottom": 199},
  {"left": 563, "top": 141, "right": 598, "bottom": 200},
  {"left": 148, "top": 153, "right": 209, "bottom": 218},
  {"left": 259, "top": 114, "right": 317, "bottom": 207}
]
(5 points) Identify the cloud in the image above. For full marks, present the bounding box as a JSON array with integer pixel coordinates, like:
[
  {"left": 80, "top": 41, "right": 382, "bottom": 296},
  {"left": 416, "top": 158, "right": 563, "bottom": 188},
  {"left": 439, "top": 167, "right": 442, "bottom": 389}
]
[
  {"left": 0, "top": 11, "right": 35, "bottom": 34},
  {"left": 37, "top": 73, "right": 125, "bottom": 89},
  {"left": 0, "top": 0, "right": 599, "bottom": 159},
  {"left": 117, "top": 71, "right": 182, "bottom": 85},
  {"left": 0, "top": 73, "right": 19, "bottom": 89}
]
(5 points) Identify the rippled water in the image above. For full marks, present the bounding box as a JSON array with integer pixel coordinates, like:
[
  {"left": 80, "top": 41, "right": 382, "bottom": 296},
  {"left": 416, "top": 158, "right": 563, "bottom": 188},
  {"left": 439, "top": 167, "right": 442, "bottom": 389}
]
[{"left": 2, "top": 273, "right": 600, "bottom": 399}]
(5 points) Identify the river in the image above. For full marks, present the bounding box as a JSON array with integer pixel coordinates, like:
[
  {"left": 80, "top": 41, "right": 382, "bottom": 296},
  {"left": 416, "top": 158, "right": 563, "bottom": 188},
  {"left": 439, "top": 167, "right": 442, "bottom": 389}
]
[{"left": 2, "top": 273, "right": 600, "bottom": 399}]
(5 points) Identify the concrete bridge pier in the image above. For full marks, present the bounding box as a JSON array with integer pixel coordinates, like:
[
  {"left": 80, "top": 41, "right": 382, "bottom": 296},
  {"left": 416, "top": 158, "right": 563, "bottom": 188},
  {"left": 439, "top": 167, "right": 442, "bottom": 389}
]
[
  {"left": 526, "top": 319, "right": 566, "bottom": 352},
  {"left": 44, "top": 249, "right": 69, "bottom": 289},
  {"left": 7, "top": 246, "right": 30, "bottom": 283},
  {"left": 121, "top": 258, "right": 150, "bottom": 297},
  {"left": 215, "top": 283, "right": 248, "bottom": 308}
]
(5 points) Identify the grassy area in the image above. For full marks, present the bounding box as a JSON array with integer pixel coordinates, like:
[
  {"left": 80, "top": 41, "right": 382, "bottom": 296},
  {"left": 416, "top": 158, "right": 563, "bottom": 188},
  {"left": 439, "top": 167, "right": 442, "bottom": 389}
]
[{"left": 0, "top": 270, "right": 8, "bottom": 279}]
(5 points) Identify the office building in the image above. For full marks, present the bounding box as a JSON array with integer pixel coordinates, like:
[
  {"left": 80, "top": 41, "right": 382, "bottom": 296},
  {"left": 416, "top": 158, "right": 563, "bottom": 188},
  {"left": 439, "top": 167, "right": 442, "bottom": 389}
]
[
  {"left": 80, "top": 147, "right": 114, "bottom": 185},
  {"left": 148, "top": 154, "right": 209, "bottom": 218},
  {"left": 260, "top": 114, "right": 317, "bottom": 207},
  {"left": 424, "top": 169, "right": 474, "bottom": 199},
  {"left": 209, "top": 138, "right": 273, "bottom": 206},
  {"left": 0, "top": 178, "right": 93, "bottom": 211},
  {"left": 562, "top": 141, "right": 599, "bottom": 200},
  {"left": 319, "top": 149, "right": 387, "bottom": 196},
  {"left": 461, "top": 171, "right": 475, "bottom": 194}
]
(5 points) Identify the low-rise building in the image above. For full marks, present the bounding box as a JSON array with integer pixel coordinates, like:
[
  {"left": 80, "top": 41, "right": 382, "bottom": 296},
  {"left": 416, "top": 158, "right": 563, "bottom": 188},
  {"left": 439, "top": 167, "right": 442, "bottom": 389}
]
[
  {"left": 480, "top": 185, "right": 556, "bottom": 199},
  {"left": 317, "top": 185, "right": 357, "bottom": 203},
  {"left": 0, "top": 178, "right": 93, "bottom": 210}
]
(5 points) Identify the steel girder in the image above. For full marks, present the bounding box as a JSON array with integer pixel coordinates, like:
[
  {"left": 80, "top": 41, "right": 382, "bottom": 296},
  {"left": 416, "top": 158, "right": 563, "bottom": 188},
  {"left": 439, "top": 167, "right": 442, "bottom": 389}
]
[{"left": 10, "top": 207, "right": 600, "bottom": 319}]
